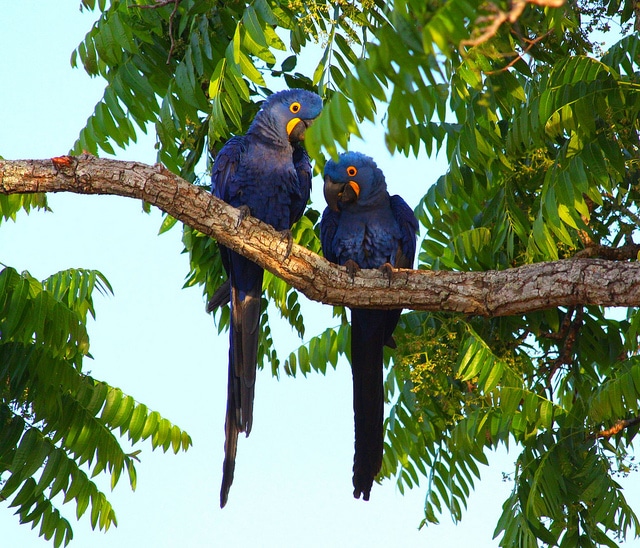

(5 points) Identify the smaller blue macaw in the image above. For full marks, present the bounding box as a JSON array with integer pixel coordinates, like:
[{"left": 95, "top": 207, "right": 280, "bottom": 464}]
[
  {"left": 211, "top": 88, "right": 322, "bottom": 507},
  {"left": 320, "top": 151, "right": 418, "bottom": 501}
]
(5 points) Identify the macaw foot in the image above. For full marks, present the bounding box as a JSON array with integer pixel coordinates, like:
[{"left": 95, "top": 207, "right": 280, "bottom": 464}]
[
  {"left": 278, "top": 229, "right": 294, "bottom": 259},
  {"left": 234, "top": 205, "right": 251, "bottom": 229},
  {"left": 344, "top": 259, "right": 361, "bottom": 280},
  {"left": 379, "top": 262, "right": 395, "bottom": 286}
]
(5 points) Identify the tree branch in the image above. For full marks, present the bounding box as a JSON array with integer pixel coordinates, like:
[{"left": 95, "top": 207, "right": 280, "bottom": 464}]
[
  {"left": 2, "top": 156, "right": 640, "bottom": 315},
  {"left": 595, "top": 417, "right": 640, "bottom": 439},
  {"left": 132, "top": 0, "right": 181, "bottom": 63},
  {"left": 461, "top": 0, "right": 565, "bottom": 49}
]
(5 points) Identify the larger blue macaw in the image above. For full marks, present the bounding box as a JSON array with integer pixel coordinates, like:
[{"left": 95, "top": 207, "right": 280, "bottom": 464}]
[
  {"left": 320, "top": 151, "right": 418, "bottom": 501},
  {"left": 211, "top": 89, "right": 323, "bottom": 507}
]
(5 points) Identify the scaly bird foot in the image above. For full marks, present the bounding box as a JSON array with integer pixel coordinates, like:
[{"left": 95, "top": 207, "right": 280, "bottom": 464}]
[
  {"left": 379, "top": 262, "right": 395, "bottom": 286},
  {"left": 278, "top": 229, "right": 294, "bottom": 259},
  {"left": 235, "top": 205, "right": 251, "bottom": 229},
  {"left": 344, "top": 259, "right": 361, "bottom": 281}
]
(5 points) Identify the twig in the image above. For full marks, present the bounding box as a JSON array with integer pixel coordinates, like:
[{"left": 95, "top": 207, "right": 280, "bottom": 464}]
[
  {"left": 485, "top": 30, "right": 552, "bottom": 75},
  {"left": 461, "top": 0, "right": 565, "bottom": 49},
  {"left": 595, "top": 417, "right": 640, "bottom": 439},
  {"left": 542, "top": 306, "right": 583, "bottom": 395},
  {"left": 133, "top": 0, "right": 180, "bottom": 64},
  {"left": 573, "top": 243, "right": 640, "bottom": 260},
  {"left": 135, "top": 0, "right": 175, "bottom": 6}
]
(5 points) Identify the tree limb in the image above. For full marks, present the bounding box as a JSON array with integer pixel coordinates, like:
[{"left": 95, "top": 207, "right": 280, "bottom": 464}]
[
  {"left": 2, "top": 156, "right": 640, "bottom": 315},
  {"left": 595, "top": 417, "right": 640, "bottom": 439},
  {"left": 461, "top": 0, "right": 565, "bottom": 48},
  {"left": 132, "top": 0, "right": 181, "bottom": 63}
]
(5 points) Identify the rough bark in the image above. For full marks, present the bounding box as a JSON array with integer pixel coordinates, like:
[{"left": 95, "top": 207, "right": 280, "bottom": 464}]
[{"left": 2, "top": 155, "right": 640, "bottom": 316}]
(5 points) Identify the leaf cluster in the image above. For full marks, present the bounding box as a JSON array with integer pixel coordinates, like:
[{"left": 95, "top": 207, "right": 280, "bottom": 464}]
[{"left": 0, "top": 264, "right": 191, "bottom": 546}]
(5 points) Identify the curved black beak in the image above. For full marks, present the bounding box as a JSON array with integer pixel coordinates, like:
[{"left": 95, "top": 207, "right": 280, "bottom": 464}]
[
  {"left": 323, "top": 175, "right": 360, "bottom": 212},
  {"left": 288, "top": 118, "right": 314, "bottom": 143}
]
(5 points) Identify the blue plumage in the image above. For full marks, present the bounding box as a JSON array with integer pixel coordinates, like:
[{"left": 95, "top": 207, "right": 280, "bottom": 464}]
[
  {"left": 212, "top": 89, "right": 322, "bottom": 507},
  {"left": 320, "top": 151, "right": 418, "bottom": 501}
]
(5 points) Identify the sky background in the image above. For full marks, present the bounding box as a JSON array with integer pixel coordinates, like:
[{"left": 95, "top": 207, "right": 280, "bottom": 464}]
[{"left": 1, "top": 3, "right": 639, "bottom": 547}]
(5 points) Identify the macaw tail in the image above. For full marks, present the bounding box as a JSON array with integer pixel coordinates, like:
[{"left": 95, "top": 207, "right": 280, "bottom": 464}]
[
  {"left": 206, "top": 278, "right": 231, "bottom": 313},
  {"left": 350, "top": 308, "right": 401, "bottom": 501},
  {"left": 220, "top": 365, "right": 239, "bottom": 508},
  {"left": 219, "top": 254, "right": 263, "bottom": 507}
]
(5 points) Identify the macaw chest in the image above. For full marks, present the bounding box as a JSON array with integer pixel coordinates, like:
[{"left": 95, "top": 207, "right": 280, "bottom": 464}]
[
  {"left": 229, "top": 155, "right": 300, "bottom": 231},
  {"left": 335, "top": 217, "right": 400, "bottom": 269}
]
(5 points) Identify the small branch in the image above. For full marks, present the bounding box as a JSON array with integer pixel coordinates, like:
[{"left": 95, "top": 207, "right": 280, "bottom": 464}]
[
  {"left": 461, "top": 0, "right": 565, "bottom": 49},
  {"left": 3, "top": 156, "right": 640, "bottom": 315},
  {"left": 485, "top": 30, "right": 552, "bottom": 75},
  {"left": 574, "top": 243, "right": 640, "bottom": 260},
  {"left": 135, "top": 0, "right": 176, "bottom": 6},
  {"left": 595, "top": 417, "right": 640, "bottom": 439},
  {"left": 133, "top": 0, "right": 180, "bottom": 64},
  {"left": 543, "top": 306, "right": 583, "bottom": 395}
]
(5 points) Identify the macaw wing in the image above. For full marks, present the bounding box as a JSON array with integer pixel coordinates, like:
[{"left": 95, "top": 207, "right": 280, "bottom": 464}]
[
  {"left": 320, "top": 206, "right": 340, "bottom": 264},
  {"left": 291, "top": 143, "right": 312, "bottom": 226},
  {"left": 210, "top": 135, "right": 248, "bottom": 284},
  {"left": 211, "top": 135, "right": 248, "bottom": 202},
  {"left": 390, "top": 195, "right": 419, "bottom": 269}
]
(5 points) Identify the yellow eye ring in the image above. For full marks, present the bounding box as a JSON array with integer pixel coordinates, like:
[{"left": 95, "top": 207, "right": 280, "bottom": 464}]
[
  {"left": 290, "top": 102, "right": 301, "bottom": 113},
  {"left": 346, "top": 166, "right": 358, "bottom": 177}
]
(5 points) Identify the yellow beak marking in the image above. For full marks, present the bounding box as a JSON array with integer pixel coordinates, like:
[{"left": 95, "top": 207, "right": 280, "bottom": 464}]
[{"left": 287, "top": 117, "right": 301, "bottom": 136}]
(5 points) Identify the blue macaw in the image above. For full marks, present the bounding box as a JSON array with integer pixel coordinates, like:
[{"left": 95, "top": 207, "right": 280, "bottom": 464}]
[
  {"left": 211, "top": 89, "right": 323, "bottom": 507},
  {"left": 320, "top": 151, "right": 418, "bottom": 501}
]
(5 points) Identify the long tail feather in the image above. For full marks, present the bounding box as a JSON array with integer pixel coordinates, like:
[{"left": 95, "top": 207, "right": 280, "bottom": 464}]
[
  {"left": 207, "top": 279, "right": 231, "bottom": 313},
  {"left": 230, "top": 274, "right": 262, "bottom": 433},
  {"left": 350, "top": 308, "right": 401, "bottom": 501},
  {"left": 220, "top": 361, "right": 239, "bottom": 508},
  {"left": 219, "top": 253, "right": 263, "bottom": 506}
]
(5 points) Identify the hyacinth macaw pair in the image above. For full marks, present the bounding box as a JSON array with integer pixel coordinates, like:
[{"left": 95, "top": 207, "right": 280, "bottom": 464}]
[{"left": 210, "top": 89, "right": 418, "bottom": 506}]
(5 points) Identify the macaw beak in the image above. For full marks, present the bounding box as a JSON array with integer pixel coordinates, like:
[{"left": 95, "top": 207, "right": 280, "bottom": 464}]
[
  {"left": 287, "top": 117, "right": 316, "bottom": 142},
  {"left": 286, "top": 117, "right": 302, "bottom": 136},
  {"left": 323, "top": 175, "right": 360, "bottom": 212}
]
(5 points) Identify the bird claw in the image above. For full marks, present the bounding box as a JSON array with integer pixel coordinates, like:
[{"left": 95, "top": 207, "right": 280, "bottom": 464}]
[
  {"left": 344, "top": 259, "right": 361, "bottom": 281},
  {"left": 278, "top": 229, "right": 294, "bottom": 260},
  {"left": 235, "top": 205, "right": 251, "bottom": 229},
  {"left": 379, "top": 262, "right": 395, "bottom": 286}
]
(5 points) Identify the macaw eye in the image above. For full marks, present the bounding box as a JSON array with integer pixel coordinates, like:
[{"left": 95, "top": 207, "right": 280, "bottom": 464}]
[
  {"left": 346, "top": 166, "right": 358, "bottom": 177},
  {"left": 290, "top": 102, "right": 301, "bottom": 114}
]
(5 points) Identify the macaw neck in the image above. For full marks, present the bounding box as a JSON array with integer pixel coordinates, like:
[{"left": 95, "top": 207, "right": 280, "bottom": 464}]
[
  {"left": 247, "top": 111, "right": 292, "bottom": 149},
  {"left": 345, "top": 188, "right": 390, "bottom": 212}
]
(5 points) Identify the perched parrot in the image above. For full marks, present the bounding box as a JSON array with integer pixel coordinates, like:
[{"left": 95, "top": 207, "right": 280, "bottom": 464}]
[
  {"left": 320, "top": 151, "right": 418, "bottom": 501},
  {"left": 211, "top": 89, "right": 323, "bottom": 507}
]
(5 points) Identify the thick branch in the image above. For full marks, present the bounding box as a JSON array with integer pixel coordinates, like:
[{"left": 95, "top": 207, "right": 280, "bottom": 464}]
[{"left": 2, "top": 156, "right": 640, "bottom": 315}]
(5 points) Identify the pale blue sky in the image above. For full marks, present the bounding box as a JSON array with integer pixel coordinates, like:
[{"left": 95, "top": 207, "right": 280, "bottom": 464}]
[{"left": 1, "top": 3, "right": 638, "bottom": 548}]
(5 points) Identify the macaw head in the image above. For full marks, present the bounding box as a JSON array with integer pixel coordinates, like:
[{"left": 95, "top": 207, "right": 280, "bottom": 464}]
[
  {"left": 252, "top": 88, "right": 323, "bottom": 144},
  {"left": 323, "top": 151, "right": 386, "bottom": 212}
]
